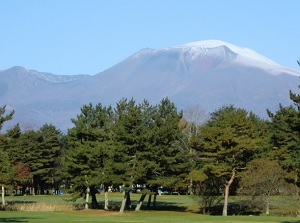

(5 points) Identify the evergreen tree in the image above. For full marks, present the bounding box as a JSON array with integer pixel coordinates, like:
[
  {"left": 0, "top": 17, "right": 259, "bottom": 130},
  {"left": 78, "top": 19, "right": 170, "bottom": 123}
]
[
  {"left": 148, "top": 98, "right": 188, "bottom": 188},
  {"left": 267, "top": 77, "right": 300, "bottom": 186},
  {"left": 66, "top": 98, "right": 189, "bottom": 211},
  {"left": 0, "top": 106, "right": 14, "bottom": 151},
  {"left": 113, "top": 98, "right": 188, "bottom": 211},
  {"left": 195, "top": 105, "right": 270, "bottom": 216},
  {"left": 0, "top": 106, "right": 14, "bottom": 133},
  {"left": 66, "top": 103, "right": 115, "bottom": 209},
  {"left": 38, "top": 124, "right": 64, "bottom": 193},
  {"left": 4, "top": 124, "right": 31, "bottom": 195},
  {"left": 14, "top": 129, "right": 43, "bottom": 195},
  {"left": 113, "top": 98, "right": 151, "bottom": 211},
  {"left": 0, "top": 105, "right": 15, "bottom": 207},
  {"left": 9, "top": 125, "right": 63, "bottom": 195}
]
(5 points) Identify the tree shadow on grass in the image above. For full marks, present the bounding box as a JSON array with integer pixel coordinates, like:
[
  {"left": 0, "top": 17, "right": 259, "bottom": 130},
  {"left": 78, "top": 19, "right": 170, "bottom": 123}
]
[
  {"left": 280, "top": 222, "right": 300, "bottom": 223},
  {"left": 97, "top": 200, "right": 187, "bottom": 212},
  {"left": 0, "top": 217, "right": 42, "bottom": 222},
  {"left": 150, "top": 201, "right": 187, "bottom": 212},
  {"left": 196, "top": 203, "right": 262, "bottom": 216},
  {"left": 6, "top": 201, "right": 36, "bottom": 205}
]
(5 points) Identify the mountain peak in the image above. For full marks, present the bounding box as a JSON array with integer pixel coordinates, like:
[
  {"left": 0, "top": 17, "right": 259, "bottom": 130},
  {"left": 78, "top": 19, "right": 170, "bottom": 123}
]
[
  {"left": 1, "top": 40, "right": 300, "bottom": 132},
  {"left": 179, "top": 39, "right": 234, "bottom": 48},
  {"left": 173, "top": 40, "right": 279, "bottom": 67},
  {"left": 6, "top": 66, "right": 27, "bottom": 73}
]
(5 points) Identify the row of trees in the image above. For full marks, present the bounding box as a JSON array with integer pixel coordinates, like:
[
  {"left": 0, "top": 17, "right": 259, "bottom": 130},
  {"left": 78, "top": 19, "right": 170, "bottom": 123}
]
[
  {"left": 0, "top": 78, "right": 299, "bottom": 215},
  {"left": 0, "top": 99, "right": 188, "bottom": 210},
  {"left": 66, "top": 98, "right": 188, "bottom": 211}
]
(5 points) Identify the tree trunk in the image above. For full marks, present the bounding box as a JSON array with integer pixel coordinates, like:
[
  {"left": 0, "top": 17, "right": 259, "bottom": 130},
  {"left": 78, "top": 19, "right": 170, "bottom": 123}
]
[
  {"left": 104, "top": 191, "right": 109, "bottom": 210},
  {"left": 223, "top": 184, "right": 230, "bottom": 216},
  {"left": 32, "top": 177, "right": 35, "bottom": 196},
  {"left": 295, "top": 183, "right": 299, "bottom": 196},
  {"left": 189, "top": 179, "right": 193, "bottom": 195},
  {"left": 120, "top": 190, "right": 130, "bottom": 212},
  {"left": 85, "top": 186, "right": 90, "bottom": 209},
  {"left": 153, "top": 194, "right": 157, "bottom": 209},
  {"left": 264, "top": 194, "right": 270, "bottom": 215},
  {"left": 135, "top": 193, "right": 147, "bottom": 211},
  {"left": 90, "top": 186, "right": 100, "bottom": 209},
  {"left": 147, "top": 194, "right": 152, "bottom": 208},
  {"left": 222, "top": 168, "right": 235, "bottom": 216},
  {"left": 1, "top": 185, "right": 5, "bottom": 208},
  {"left": 40, "top": 181, "right": 45, "bottom": 195},
  {"left": 126, "top": 191, "right": 131, "bottom": 209}
]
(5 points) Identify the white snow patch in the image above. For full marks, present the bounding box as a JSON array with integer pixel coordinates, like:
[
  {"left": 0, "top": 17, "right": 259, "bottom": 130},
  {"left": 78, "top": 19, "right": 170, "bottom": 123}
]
[{"left": 173, "top": 40, "right": 280, "bottom": 67}]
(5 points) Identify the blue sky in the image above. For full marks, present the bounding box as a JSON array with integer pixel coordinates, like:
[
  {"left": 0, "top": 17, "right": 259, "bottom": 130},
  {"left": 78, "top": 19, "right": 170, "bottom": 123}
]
[{"left": 0, "top": 0, "right": 299, "bottom": 75}]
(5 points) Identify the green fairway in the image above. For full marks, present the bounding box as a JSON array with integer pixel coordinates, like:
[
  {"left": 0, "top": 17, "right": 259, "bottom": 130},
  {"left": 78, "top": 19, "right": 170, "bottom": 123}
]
[
  {"left": 1, "top": 194, "right": 300, "bottom": 223},
  {"left": 1, "top": 210, "right": 300, "bottom": 223}
]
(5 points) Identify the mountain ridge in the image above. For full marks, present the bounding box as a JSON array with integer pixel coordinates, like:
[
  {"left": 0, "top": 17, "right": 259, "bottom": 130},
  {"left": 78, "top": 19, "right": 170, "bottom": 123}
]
[{"left": 0, "top": 40, "right": 299, "bottom": 132}]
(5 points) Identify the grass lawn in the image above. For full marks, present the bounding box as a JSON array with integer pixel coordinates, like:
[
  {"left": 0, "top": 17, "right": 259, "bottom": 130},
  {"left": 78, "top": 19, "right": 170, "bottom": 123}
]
[
  {"left": 1, "top": 193, "right": 300, "bottom": 223},
  {"left": 1, "top": 210, "right": 300, "bottom": 223}
]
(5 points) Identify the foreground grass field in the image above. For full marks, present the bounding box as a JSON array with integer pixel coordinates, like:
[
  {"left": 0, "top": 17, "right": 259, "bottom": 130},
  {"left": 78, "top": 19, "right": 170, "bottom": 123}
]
[
  {"left": 1, "top": 193, "right": 300, "bottom": 223},
  {"left": 1, "top": 210, "right": 300, "bottom": 223}
]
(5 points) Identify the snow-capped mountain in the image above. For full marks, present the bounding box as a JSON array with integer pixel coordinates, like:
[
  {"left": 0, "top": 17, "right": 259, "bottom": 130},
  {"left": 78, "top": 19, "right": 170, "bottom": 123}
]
[
  {"left": 176, "top": 40, "right": 278, "bottom": 66},
  {"left": 0, "top": 40, "right": 299, "bottom": 132}
]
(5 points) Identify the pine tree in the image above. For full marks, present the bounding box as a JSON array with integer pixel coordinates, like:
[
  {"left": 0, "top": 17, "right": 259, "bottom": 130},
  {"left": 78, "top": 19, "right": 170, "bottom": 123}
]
[
  {"left": 15, "top": 130, "right": 43, "bottom": 195},
  {"left": 3, "top": 124, "right": 31, "bottom": 195},
  {"left": 113, "top": 98, "right": 189, "bottom": 211},
  {"left": 66, "top": 103, "right": 115, "bottom": 209},
  {"left": 267, "top": 75, "right": 300, "bottom": 186},
  {"left": 113, "top": 98, "right": 150, "bottom": 211},
  {"left": 0, "top": 151, "right": 15, "bottom": 207},
  {"left": 38, "top": 124, "right": 64, "bottom": 193},
  {"left": 148, "top": 98, "right": 187, "bottom": 188},
  {"left": 196, "top": 105, "right": 270, "bottom": 216},
  {"left": 0, "top": 106, "right": 14, "bottom": 132},
  {"left": 0, "top": 105, "right": 15, "bottom": 207}
]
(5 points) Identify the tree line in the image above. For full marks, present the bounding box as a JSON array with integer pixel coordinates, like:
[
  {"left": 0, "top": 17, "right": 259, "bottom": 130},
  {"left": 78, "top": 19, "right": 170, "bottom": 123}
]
[{"left": 0, "top": 81, "right": 299, "bottom": 215}]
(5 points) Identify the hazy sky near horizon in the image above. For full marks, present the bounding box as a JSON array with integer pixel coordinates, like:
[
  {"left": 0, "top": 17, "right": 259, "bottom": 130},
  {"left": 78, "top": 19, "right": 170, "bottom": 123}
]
[{"left": 1, "top": 0, "right": 299, "bottom": 75}]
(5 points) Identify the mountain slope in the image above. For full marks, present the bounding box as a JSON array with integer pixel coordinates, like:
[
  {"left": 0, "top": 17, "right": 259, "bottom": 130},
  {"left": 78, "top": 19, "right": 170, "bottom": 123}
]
[
  {"left": 0, "top": 40, "right": 299, "bottom": 132},
  {"left": 0, "top": 66, "right": 90, "bottom": 130},
  {"left": 83, "top": 40, "right": 299, "bottom": 113}
]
